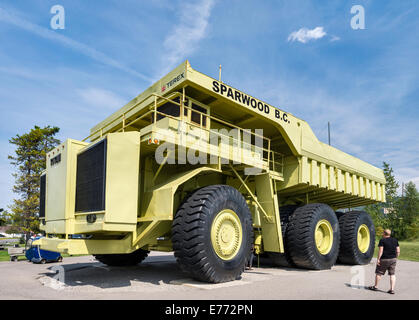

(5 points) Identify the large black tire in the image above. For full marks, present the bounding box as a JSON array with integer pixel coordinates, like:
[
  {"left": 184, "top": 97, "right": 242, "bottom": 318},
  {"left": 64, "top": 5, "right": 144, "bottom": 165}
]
[
  {"left": 94, "top": 249, "right": 149, "bottom": 266},
  {"left": 337, "top": 211, "right": 375, "bottom": 265},
  {"left": 268, "top": 205, "right": 299, "bottom": 267},
  {"left": 287, "top": 203, "right": 340, "bottom": 270},
  {"left": 335, "top": 211, "right": 346, "bottom": 220},
  {"left": 172, "top": 185, "right": 253, "bottom": 283}
]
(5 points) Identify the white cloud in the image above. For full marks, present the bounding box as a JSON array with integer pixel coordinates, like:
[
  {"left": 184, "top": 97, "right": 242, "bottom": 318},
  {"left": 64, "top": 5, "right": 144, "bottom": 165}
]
[
  {"left": 395, "top": 167, "right": 419, "bottom": 194},
  {"left": 288, "top": 27, "right": 327, "bottom": 43},
  {"left": 77, "top": 88, "right": 127, "bottom": 111},
  {"left": 159, "top": 0, "right": 215, "bottom": 76},
  {"left": 330, "top": 35, "right": 341, "bottom": 42},
  {"left": 0, "top": 8, "right": 152, "bottom": 82}
]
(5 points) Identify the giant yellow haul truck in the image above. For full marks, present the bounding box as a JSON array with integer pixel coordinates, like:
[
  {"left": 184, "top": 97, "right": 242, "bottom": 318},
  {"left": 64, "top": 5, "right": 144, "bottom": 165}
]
[{"left": 36, "top": 61, "right": 385, "bottom": 283}]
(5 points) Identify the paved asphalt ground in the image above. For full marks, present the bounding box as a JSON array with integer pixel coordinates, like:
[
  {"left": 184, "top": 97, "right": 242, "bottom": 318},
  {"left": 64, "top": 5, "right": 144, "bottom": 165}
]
[{"left": 0, "top": 252, "right": 418, "bottom": 300}]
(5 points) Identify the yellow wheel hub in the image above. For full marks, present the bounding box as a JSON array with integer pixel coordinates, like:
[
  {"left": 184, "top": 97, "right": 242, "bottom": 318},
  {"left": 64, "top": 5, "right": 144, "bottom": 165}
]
[
  {"left": 357, "top": 224, "right": 370, "bottom": 253},
  {"left": 315, "top": 219, "right": 333, "bottom": 255},
  {"left": 211, "top": 209, "right": 243, "bottom": 260}
]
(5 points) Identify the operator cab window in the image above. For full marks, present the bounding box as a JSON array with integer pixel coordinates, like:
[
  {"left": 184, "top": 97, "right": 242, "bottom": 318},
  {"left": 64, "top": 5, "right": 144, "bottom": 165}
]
[
  {"left": 190, "top": 103, "right": 208, "bottom": 127},
  {"left": 156, "top": 97, "right": 189, "bottom": 120},
  {"left": 156, "top": 97, "right": 180, "bottom": 121},
  {"left": 155, "top": 96, "right": 209, "bottom": 129}
]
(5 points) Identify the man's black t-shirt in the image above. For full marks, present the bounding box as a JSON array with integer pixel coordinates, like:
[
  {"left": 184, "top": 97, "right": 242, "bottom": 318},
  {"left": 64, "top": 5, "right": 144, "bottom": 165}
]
[{"left": 378, "top": 237, "right": 399, "bottom": 259}]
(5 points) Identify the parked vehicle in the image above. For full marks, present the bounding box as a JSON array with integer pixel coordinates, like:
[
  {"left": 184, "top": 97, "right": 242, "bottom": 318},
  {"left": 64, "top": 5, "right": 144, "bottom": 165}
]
[{"left": 25, "top": 237, "right": 62, "bottom": 264}]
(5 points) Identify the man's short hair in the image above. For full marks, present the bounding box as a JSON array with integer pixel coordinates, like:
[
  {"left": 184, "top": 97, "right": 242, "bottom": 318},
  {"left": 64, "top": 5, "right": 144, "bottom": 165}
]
[{"left": 383, "top": 229, "right": 391, "bottom": 236}]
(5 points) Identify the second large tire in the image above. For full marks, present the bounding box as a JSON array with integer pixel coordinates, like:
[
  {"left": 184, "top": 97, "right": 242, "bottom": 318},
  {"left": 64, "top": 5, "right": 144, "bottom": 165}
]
[
  {"left": 337, "top": 211, "right": 375, "bottom": 265},
  {"left": 287, "top": 203, "right": 340, "bottom": 270},
  {"left": 268, "top": 205, "right": 299, "bottom": 267},
  {"left": 94, "top": 249, "right": 149, "bottom": 266},
  {"left": 172, "top": 185, "right": 253, "bottom": 283}
]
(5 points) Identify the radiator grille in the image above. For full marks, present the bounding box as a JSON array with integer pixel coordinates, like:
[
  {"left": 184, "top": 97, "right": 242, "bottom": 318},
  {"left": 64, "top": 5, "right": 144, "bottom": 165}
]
[
  {"left": 39, "top": 174, "right": 46, "bottom": 218},
  {"left": 75, "top": 140, "right": 107, "bottom": 212}
]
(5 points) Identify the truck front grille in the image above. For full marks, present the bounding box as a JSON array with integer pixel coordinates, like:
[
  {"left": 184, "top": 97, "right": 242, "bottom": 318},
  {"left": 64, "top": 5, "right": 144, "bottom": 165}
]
[{"left": 75, "top": 139, "right": 107, "bottom": 212}]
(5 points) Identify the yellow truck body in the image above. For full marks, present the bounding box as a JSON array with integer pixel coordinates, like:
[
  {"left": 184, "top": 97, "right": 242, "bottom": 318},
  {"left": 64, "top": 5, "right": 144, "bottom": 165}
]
[{"left": 36, "top": 60, "right": 385, "bottom": 282}]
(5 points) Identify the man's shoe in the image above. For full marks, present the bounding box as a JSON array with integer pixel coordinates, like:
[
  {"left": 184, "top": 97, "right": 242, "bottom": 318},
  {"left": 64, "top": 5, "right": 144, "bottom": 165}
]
[
  {"left": 387, "top": 290, "right": 395, "bottom": 294},
  {"left": 368, "top": 286, "right": 378, "bottom": 291}
]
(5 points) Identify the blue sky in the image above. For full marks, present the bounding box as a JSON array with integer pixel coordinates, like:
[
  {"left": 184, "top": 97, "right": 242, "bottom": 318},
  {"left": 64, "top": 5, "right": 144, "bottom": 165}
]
[{"left": 0, "top": 0, "right": 418, "bottom": 209}]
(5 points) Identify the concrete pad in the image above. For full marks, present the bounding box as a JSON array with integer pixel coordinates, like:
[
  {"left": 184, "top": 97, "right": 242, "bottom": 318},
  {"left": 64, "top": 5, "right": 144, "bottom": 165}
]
[
  {"left": 0, "top": 252, "right": 418, "bottom": 300},
  {"left": 170, "top": 270, "right": 273, "bottom": 290}
]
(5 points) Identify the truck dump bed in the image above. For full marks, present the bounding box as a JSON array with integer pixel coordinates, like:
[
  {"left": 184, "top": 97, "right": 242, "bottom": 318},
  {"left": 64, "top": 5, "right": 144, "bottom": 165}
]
[{"left": 87, "top": 60, "right": 385, "bottom": 209}]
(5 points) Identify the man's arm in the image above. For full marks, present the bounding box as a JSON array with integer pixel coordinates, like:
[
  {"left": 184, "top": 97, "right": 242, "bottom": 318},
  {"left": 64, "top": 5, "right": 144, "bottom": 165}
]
[
  {"left": 396, "top": 246, "right": 400, "bottom": 259},
  {"left": 377, "top": 247, "right": 383, "bottom": 265}
]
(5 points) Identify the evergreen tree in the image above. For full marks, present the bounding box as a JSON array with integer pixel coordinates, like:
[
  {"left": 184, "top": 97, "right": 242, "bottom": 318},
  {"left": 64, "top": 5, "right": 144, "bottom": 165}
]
[
  {"left": 384, "top": 180, "right": 418, "bottom": 240},
  {"left": 366, "top": 162, "right": 398, "bottom": 230},
  {"left": 8, "top": 126, "right": 60, "bottom": 239},
  {"left": 383, "top": 162, "right": 399, "bottom": 207},
  {"left": 399, "top": 182, "right": 419, "bottom": 240},
  {"left": 0, "top": 208, "right": 6, "bottom": 226},
  {"left": 380, "top": 162, "right": 401, "bottom": 236}
]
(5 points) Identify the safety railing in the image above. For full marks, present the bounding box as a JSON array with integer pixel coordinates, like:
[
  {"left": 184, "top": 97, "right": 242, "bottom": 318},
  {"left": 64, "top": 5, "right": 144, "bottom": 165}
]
[
  {"left": 83, "top": 92, "right": 284, "bottom": 176},
  {"left": 269, "top": 150, "right": 284, "bottom": 176}
]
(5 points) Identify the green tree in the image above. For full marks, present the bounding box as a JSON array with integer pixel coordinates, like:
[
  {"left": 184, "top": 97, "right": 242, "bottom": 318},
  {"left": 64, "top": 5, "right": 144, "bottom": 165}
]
[
  {"left": 399, "top": 182, "right": 419, "bottom": 240},
  {"left": 5, "top": 225, "right": 21, "bottom": 235},
  {"left": 8, "top": 126, "right": 60, "bottom": 239},
  {"left": 366, "top": 162, "right": 418, "bottom": 240},
  {"left": 0, "top": 208, "right": 5, "bottom": 226},
  {"left": 366, "top": 162, "right": 398, "bottom": 230},
  {"left": 380, "top": 162, "right": 401, "bottom": 236},
  {"left": 384, "top": 181, "right": 419, "bottom": 240},
  {"left": 383, "top": 162, "right": 399, "bottom": 206}
]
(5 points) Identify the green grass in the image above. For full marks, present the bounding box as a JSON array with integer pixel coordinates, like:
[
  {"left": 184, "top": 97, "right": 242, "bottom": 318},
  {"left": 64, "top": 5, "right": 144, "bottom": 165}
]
[
  {"left": 0, "top": 249, "right": 26, "bottom": 261},
  {"left": 373, "top": 239, "right": 419, "bottom": 262},
  {"left": 0, "top": 248, "right": 85, "bottom": 262},
  {"left": 2, "top": 239, "right": 418, "bottom": 263}
]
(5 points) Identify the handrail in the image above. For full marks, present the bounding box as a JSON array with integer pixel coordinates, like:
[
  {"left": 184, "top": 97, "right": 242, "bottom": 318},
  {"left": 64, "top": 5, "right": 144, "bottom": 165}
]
[
  {"left": 82, "top": 91, "right": 284, "bottom": 175},
  {"left": 83, "top": 92, "right": 182, "bottom": 141},
  {"left": 141, "top": 109, "right": 283, "bottom": 173},
  {"left": 84, "top": 92, "right": 268, "bottom": 143}
]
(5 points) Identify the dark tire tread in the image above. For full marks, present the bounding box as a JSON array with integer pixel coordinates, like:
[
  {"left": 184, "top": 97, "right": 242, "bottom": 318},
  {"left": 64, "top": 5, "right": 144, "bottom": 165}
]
[
  {"left": 337, "top": 211, "right": 375, "bottom": 265},
  {"left": 287, "top": 203, "right": 340, "bottom": 270},
  {"left": 172, "top": 185, "right": 253, "bottom": 283},
  {"left": 268, "top": 205, "right": 299, "bottom": 267},
  {"left": 94, "top": 249, "right": 149, "bottom": 266}
]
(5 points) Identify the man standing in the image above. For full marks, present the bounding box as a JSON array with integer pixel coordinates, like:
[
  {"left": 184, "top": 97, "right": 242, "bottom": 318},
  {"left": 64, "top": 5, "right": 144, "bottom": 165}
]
[{"left": 369, "top": 229, "right": 400, "bottom": 294}]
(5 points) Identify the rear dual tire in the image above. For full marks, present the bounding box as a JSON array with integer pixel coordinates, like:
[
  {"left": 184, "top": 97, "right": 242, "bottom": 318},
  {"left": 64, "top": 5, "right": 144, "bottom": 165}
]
[
  {"left": 337, "top": 211, "right": 375, "bottom": 265},
  {"left": 269, "top": 204, "right": 375, "bottom": 269},
  {"left": 268, "top": 205, "right": 298, "bottom": 268},
  {"left": 286, "top": 203, "right": 340, "bottom": 270}
]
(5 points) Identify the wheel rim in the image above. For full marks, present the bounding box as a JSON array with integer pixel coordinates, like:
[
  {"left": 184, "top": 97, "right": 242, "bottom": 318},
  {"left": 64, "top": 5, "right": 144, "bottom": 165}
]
[
  {"left": 357, "top": 224, "right": 370, "bottom": 253},
  {"left": 315, "top": 219, "right": 333, "bottom": 255},
  {"left": 211, "top": 209, "right": 243, "bottom": 261}
]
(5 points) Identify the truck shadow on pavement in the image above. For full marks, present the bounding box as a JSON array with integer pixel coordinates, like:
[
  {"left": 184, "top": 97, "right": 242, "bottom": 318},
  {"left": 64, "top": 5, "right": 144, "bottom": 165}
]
[
  {"left": 37, "top": 255, "right": 302, "bottom": 290},
  {"left": 38, "top": 256, "right": 188, "bottom": 290},
  {"left": 251, "top": 256, "right": 311, "bottom": 272},
  {"left": 37, "top": 255, "right": 357, "bottom": 290}
]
